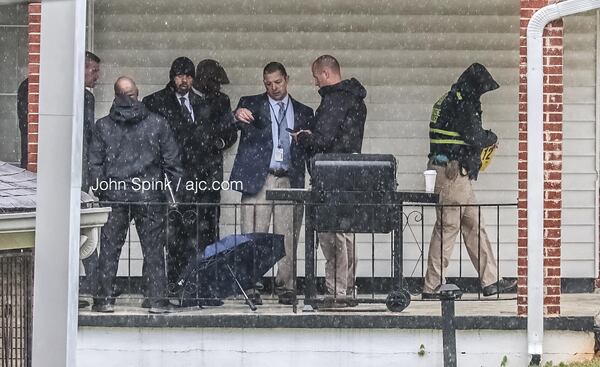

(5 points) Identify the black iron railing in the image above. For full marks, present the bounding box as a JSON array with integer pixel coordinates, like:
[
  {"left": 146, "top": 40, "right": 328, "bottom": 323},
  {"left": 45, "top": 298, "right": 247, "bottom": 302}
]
[
  {"left": 0, "top": 249, "right": 33, "bottom": 367},
  {"left": 79, "top": 201, "right": 517, "bottom": 311}
]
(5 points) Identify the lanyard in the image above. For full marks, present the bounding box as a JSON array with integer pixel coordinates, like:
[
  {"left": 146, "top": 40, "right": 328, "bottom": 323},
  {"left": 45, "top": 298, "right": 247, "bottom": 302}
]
[{"left": 269, "top": 99, "right": 290, "bottom": 146}]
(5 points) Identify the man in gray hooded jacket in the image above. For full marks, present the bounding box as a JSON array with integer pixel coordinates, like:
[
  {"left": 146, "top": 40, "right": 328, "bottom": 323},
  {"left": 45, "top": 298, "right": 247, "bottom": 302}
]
[{"left": 89, "top": 76, "right": 183, "bottom": 313}]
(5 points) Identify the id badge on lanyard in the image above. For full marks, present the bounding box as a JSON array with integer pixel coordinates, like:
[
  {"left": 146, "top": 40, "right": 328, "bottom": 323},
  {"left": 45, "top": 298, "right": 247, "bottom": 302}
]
[
  {"left": 275, "top": 147, "right": 284, "bottom": 162},
  {"left": 270, "top": 100, "right": 290, "bottom": 163}
]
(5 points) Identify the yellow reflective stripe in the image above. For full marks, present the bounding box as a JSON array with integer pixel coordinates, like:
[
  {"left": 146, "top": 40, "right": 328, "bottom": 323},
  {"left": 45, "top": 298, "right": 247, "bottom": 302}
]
[
  {"left": 429, "top": 128, "right": 461, "bottom": 137},
  {"left": 456, "top": 91, "right": 463, "bottom": 100},
  {"left": 430, "top": 139, "right": 467, "bottom": 145}
]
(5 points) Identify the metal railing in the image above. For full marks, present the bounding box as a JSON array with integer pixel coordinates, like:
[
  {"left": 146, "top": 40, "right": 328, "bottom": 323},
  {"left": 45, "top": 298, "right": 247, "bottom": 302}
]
[
  {"left": 78, "top": 201, "right": 517, "bottom": 311},
  {"left": 0, "top": 249, "right": 33, "bottom": 367}
]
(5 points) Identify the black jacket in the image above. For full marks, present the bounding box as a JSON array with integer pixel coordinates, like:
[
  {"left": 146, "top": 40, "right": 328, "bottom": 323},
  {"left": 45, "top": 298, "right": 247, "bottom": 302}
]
[
  {"left": 81, "top": 89, "right": 96, "bottom": 191},
  {"left": 298, "top": 78, "right": 367, "bottom": 156},
  {"left": 429, "top": 63, "right": 499, "bottom": 180},
  {"left": 142, "top": 85, "right": 237, "bottom": 201},
  {"left": 17, "top": 78, "right": 96, "bottom": 190},
  {"left": 89, "top": 95, "right": 183, "bottom": 202},
  {"left": 17, "top": 79, "right": 28, "bottom": 169}
]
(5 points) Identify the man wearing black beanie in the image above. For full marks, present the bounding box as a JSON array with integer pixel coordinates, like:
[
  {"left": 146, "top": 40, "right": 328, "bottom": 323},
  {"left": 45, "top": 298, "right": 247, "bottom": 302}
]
[{"left": 143, "top": 57, "right": 237, "bottom": 307}]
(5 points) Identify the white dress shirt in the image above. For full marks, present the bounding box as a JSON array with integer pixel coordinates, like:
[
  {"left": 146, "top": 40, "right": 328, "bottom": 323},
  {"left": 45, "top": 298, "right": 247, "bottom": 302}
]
[
  {"left": 268, "top": 94, "right": 294, "bottom": 170},
  {"left": 176, "top": 92, "right": 195, "bottom": 122}
]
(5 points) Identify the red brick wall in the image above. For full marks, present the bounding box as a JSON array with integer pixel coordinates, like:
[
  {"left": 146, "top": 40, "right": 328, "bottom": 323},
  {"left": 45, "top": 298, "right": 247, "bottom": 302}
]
[
  {"left": 26, "top": 2, "right": 41, "bottom": 172},
  {"left": 518, "top": 0, "right": 563, "bottom": 316}
]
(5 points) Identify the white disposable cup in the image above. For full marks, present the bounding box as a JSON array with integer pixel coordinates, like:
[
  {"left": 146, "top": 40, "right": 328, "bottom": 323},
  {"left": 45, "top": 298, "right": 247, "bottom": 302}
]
[{"left": 424, "top": 170, "right": 437, "bottom": 193}]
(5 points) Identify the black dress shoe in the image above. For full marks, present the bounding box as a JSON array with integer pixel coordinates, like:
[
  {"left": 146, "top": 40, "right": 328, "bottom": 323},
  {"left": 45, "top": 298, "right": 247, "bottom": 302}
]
[
  {"left": 482, "top": 278, "right": 517, "bottom": 296},
  {"left": 321, "top": 296, "right": 348, "bottom": 309},
  {"left": 147, "top": 300, "right": 180, "bottom": 314},
  {"left": 142, "top": 298, "right": 176, "bottom": 309},
  {"left": 179, "top": 298, "right": 200, "bottom": 308},
  {"left": 91, "top": 302, "right": 114, "bottom": 313},
  {"left": 199, "top": 298, "right": 224, "bottom": 307},
  {"left": 78, "top": 299, "right": 90, "bottom": 309},
  {"left": 344, "top": 297, "right": 358, "bottom": 307},
  {"left": 112, "top": 287, "right": 124, "bottom": 298},
  {"left": 248, "top": 292, "right": 263, "bottom": 306},
  {"left": 278, "top": 291, "right": 296, "bottom": 305}
]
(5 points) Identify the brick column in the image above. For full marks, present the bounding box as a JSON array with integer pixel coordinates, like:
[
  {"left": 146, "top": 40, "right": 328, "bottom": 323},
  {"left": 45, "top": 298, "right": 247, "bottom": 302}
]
[
  {"left": 27, "top": 2, "right": 41, "bottom": 172},
  {"left": 518, "top": 0, "right": 563, "bottom": 316}
]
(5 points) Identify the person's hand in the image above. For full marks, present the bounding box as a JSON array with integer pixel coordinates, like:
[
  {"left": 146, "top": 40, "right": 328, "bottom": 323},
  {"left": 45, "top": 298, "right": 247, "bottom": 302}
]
[
  {"left": 234, "top": 108, "right": 255, "bottom": 123},
  {"left": 445, "top": 160, "right": 460, "bottom": 180},
  {"left": 290, "top": 129, "right": 311, "bottom": 142},
  {"left": 214, "top": 138, "right": 226, "bottom": 150},
  {"left": 87, "top": 187, "right": 99, "bottom": 202}
]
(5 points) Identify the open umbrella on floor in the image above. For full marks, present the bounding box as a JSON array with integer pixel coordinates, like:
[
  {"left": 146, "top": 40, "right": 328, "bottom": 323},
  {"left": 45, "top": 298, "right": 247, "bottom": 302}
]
[{"left": 177, "top": 233, "right": 285, "bottom": 311}]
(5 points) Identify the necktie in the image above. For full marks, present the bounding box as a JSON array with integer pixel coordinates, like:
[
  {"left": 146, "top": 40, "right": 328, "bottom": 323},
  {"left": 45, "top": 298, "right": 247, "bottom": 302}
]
[
  {"left": 277, "top": 102, "right": 290, "bottom": 167},
  {"left": 180, "top": 97, "right": 193, "bottom": 124}
]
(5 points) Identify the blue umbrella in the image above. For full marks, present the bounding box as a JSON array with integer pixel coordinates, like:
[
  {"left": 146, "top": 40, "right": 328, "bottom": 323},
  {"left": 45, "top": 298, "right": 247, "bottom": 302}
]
[{"left": 177, "top": 233, "right": 285, "bottom": 310}]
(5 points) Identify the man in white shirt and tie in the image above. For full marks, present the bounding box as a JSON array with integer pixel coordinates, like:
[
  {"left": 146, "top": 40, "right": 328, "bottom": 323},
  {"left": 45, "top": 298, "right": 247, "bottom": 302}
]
[
  {"left": 231, "top": 62, "right": 314, "bottom": 305},
  {"left": 143, "top": 57, "right": 237, "bottom": 306}
]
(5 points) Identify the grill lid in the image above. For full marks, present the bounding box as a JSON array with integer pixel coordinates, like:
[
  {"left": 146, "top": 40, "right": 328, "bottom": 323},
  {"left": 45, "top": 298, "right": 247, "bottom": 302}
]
[{"left": 310, "top": 154, "right": 397, "bottom": 192}]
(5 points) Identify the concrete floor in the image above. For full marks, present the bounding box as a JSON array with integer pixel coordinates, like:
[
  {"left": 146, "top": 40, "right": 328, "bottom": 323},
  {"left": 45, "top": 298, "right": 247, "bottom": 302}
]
[{"left": 78, "top": 292, "right": 600, "bottom": 318}]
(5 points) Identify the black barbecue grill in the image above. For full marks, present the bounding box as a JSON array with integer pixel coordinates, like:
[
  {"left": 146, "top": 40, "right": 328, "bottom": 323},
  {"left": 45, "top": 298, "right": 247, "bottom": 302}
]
[{"left": 266, "top": 153, "right": 438, "bottom": 312}]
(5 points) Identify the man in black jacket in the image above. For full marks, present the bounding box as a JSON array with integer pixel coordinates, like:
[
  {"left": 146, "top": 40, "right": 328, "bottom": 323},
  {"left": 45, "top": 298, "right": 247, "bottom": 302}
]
[
  {"left": 423, "top": 63, "right": 516, "bottom": 299},
  {"left": 80, "top": 52, "right": 101, "bottom": 302},
  {"left": 143, "top": 57, "right": 237, "bottom": 303},
  {"left": 16, "top": 78, "right": 28, "bottom": 169},
  {"left": 17, "top": 51, "right": 100, "bottom": 182},
  {"left": 295, "top": 55, "right": 367, "bottom": 303},
  {"left": 89, "top": 76, "right": 183, "bottom": 313},
  {"left": 18, "top": 51, "right": 102, "bottom": 306}
]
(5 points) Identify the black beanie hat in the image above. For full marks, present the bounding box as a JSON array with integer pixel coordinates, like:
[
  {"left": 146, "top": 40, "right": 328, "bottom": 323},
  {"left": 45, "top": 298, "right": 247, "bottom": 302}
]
[
  {"left": 195, "top": 59, "right": 230, "bottom": 85},
  {"left": 169, "top": 57, "right": 195, "bottom": 80}
]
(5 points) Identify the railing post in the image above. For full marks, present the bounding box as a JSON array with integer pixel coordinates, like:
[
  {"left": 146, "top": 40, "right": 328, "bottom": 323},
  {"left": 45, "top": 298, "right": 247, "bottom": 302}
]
[{"left": 440, "top": 284, "right": 462, "bottom": 367}]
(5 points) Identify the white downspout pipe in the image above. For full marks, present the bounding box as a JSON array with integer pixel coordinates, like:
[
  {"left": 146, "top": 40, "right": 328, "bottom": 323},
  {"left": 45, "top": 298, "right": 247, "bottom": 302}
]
[{"left": 527, "top": 0, "right": 600, "bottom": 364}]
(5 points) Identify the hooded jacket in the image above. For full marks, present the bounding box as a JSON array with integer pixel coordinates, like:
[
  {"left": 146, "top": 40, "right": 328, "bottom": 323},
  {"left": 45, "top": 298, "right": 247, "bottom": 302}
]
[
  {"left": 89, "top": 95, "right": 183, "bottom": 202},
  {"left": 298, "top": 78, "right": 367, "bottom": 155},
  {"left": 429, "top": 63, "right": 499, "bottom": 180}
]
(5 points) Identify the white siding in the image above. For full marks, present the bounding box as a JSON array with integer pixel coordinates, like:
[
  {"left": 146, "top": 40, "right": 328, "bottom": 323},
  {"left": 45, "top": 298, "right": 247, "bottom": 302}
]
[
  {"left": 92, "top": 1, "right": 597, "bottom": 281},
  {"left": 0, "top": 4, "right": 28, "bottom": 163},
  {"left": 562, "top": 13, "right": 598, "bottom": 278}
]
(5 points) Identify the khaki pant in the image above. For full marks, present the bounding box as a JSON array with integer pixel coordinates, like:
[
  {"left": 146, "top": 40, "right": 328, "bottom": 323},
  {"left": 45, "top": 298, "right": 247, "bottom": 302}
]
[
  {"left": 318, "top": 232, "right": 356, "bottom": 296},
  {"left": 241, "top": 175, "right": 303, "bottom": 291},
  {"left": 423, "top": 163, "right": 498, "bottom": 293}
]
